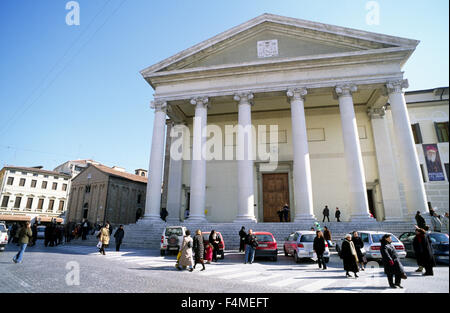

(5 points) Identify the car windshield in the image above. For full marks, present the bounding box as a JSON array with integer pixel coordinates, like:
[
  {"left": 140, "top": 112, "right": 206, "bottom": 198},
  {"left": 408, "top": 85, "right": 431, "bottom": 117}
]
[
  {"left": 0, "top": 224, "right": 6, "bottom": 232},
  {"left": 429, "top": 233, "right": 449, "bottom": 243},
  {"left": 256, "top": 234, "right": 274, "bottom": 242},
  {"left": 372, "top": 234, "right": 399, "bottom": 243},
  {"left": 165, "top": 228, "right": 183, "bottom": 236},
  {"left": 300, "top": 234, "right": 315, "bottom": 242}
]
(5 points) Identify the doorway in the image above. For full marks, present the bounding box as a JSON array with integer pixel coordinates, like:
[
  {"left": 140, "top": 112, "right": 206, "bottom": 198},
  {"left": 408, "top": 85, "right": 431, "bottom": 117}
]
[
  {"left": 262, "top": 173, "right": 290, "bottom": 222},
  {"left": 367, "top": 189, "right": 376, "bottom": 219}
]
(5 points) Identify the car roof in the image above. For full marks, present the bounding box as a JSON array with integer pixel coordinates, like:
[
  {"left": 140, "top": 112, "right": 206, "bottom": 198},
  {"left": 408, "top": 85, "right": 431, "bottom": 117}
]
[
  {"left": 201, "top": 231, "right": 222, "bottom": 235},
  {"left": 254, "top": 231, "right": 274, "bottom": 235},
  {"left": 294, "top": 231, "right": 316, "bottom": 235},
  {"left": 357, "top": 231, "right": 394, "bottom": 235}
]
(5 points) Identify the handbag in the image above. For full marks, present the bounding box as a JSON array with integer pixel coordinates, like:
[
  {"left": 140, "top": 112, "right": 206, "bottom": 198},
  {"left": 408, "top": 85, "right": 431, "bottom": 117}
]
[{"left": 96, "top": 241, "right": 102, "bottom": 249}]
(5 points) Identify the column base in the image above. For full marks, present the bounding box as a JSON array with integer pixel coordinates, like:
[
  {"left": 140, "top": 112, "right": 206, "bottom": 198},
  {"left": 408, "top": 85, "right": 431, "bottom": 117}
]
[
  {"left": 139, "top": 215, "right": 165, "bottom": 224},
  {"left": 233, "top": 216, "right": 257, "bottom": 224},
  {"left": 166, "top": 218, "right": 180, "bottom": 224},
  {"left": 185, "top": 216, "right": 208, "bottom": 223},
  {"left": 350, "top": 213, "right": 376, "bottom": 223},
  {"left": 383, "top": 216, "right": 406, "bottom": 222},
  {"left": 294, "top": 214, "right": 316, "bottom": 224}
]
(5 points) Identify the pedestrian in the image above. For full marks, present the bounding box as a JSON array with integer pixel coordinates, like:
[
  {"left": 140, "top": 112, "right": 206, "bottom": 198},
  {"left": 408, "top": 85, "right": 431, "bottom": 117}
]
[
  {"left": 443, "top": 213, "right": 449, "bottom": 233},
  {"left": 282, "top": 203, "right": 290, "bottom": 222},
  {"left": 352, "top": 231, "right": 367, "bottom": 271},
  {"left": 160, "top": 207, "right": 168, "bottom": 222},
  {"left": 380, "top": 234, "right": 407, "bottom": 289},
  {"left": 205, "top": 243, "right": 213, "bottom": 264},
  {"left": 335, "top": 207, "right": 341, "bottom": 222},
  {"left": 313, "top": 231, "right": 327, "bottom": 270},
  {"left": 12, "top": 222, "right": 32, "bottom": 264},
  {"left": 277, "top": 209, "right": 283, "bottom": 222},
  {"left": 8, "top": 223, "right": 16, "bottom": 243},
  {"left": 244, "top": 229, "right": 258, "bottom": 264},
  {"left": 340, "top": 234, "right": 359, "bottom": 278},
  {"left": 192, "top": 229, "right": 205, "bottom": 271},
  {"left": 239, "top": 226, "right": 247, "bottom": 253},
  {"left": 431, "top": 212, "right": 442, "bottom": 232},
  {"left": 322, "top": 205, "right": 330, "bottom": 223},
  {"left": 99, "top": 224, "right": 110, "bottom": 255},
  {"left": 177, "top": 229, "right": 194, "bottom": 272},
  {"left": 184, "top": 208, "right": 190, "bottom": 220},
  {"left": 81, "top": 219, "right": 89, "bottom": 240},
  {"left": 415, "top": 211, "right": 427, "bottom": 229},
  {"left": 413, "top": 228, "right": 436, "bottom": 276},
  {"left": 323, "top": 226, "right": 332, "bottom": 247},
  {"left": 135, "top": 208, "right": 143, "bottom": 223},
  {"left": 107, "top": 221, "right": 114, "bottom": 236},
  {"left": 113, "top": 225, "right": 125, "bottom": 252},
  {"left": 31, "top": 222, "right": 38, "bottom": 247},
  {"left": 209, "top": 230, "right": 221, "bottom": 262}
]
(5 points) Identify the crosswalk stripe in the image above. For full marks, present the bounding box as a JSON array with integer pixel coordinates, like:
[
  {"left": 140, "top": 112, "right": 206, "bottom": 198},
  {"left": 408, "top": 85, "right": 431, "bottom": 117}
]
[
  {"left": 268, "top": 277, "right": 305, "bottom": 288},
  {"left": 297, "top": 279, "right": 336, "bottom": 292},
  {"left": 242, "top": 274, "right": 284, "bottom": 283},
  {"left": 136, "top": 261, "right": 174, "bottom": 267},
  {"left": 198, "top": 267, "right": 240, "bottom": 276},
  {"left": 221, "top": 271, "right": 260, "bottom": 280}
]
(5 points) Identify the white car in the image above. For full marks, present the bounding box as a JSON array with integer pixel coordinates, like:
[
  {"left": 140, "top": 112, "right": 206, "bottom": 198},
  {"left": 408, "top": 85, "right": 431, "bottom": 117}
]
[
  {"left": 0, "top": 223, "right": 8, "bottom": 251},
  {"left": 335, "top": 231, "right": 407, "bottom": 261},
  {"left": 283, "top": 231, "right": 330, "bottom": 263},
  {"left": 160, "top": 226, "right": 187, "bottom": 256}
]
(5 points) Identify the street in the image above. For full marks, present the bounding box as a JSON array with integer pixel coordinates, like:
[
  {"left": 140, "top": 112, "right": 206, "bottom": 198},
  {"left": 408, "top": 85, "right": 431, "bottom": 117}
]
[{"left": 0, "top": 241, "right": 448, "bottom": 293}]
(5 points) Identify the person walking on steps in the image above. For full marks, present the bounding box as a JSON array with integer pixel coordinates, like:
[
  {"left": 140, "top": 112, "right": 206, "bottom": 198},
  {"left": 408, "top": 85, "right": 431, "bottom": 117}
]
[
  {"left": 193, "top": 229, "right": 206, "bottom": 271},
  {"left": 239, "top": 226, "right": 247, "bottom": 253},
  {"left": 322, "top": 206, "right": 330, "bottom": 223}
]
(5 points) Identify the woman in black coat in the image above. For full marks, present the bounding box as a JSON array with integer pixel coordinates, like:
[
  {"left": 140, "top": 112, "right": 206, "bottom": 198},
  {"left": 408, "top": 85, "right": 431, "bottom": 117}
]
[
  {"left": 352, "top": 231, "right": 367, "bottom": 271},
  {"left": 209, "top": 230, "right": 220, "bottom": 262},
  {"left": 239, "top": 227, "right": 247, "bottom": 253},
  {"left": 380, "top": 234, "right": 406, "bottom": 289},
  {"left": 413, "top": 228, "right": 436, "bottom": 276},
  {"left": 193, "top": 229, "right": 205, "bottom": 271},
  {"left": 113, "top": 225, "right": 125, "bottom": 251},
  {"left": 341, "top": 234, "right": 359, "bottom": 278},
  {"left": 313, "top": 231, "right": 327, "bottom": 270}
]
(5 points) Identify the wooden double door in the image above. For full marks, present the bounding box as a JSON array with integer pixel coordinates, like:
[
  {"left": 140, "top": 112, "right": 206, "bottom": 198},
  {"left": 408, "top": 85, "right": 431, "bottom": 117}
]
[{"left": 262, "top": 173, "right": 290, "bottom": 222}]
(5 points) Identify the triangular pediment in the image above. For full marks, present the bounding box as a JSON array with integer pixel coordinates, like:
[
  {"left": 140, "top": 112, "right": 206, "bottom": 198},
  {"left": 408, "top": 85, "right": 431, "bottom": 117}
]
[{"left": 141, "top": 14, "right": 418, "bottom": 77}]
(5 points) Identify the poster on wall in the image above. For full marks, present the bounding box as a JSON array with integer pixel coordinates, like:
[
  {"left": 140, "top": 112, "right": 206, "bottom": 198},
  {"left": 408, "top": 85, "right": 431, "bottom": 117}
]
[{"left": 422, "top": 144, "right": 445, "bottom": 181}]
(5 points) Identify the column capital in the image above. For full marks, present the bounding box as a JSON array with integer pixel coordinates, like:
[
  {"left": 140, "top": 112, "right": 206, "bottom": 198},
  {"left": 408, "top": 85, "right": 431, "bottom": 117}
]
[
  {"left": 287, "top": 87, "right": 307, "bottom": 101},
  {"left": 233, "top": 92, "right": 254, "bottom": 104},
  {"left": 367, "top": 106, "right": 386, "bottom": 119},
  {"left": 150, "top": 100, "right": 167, "bottom": 113},
  {"left": 386, "top": 79, "right": 409, "bottom": 94},
  {"left": 335, "top": 84, "right": 357, "bottom": 97},
  {"left": 190, "top": 96, "right": 209, "bottom": 108}
]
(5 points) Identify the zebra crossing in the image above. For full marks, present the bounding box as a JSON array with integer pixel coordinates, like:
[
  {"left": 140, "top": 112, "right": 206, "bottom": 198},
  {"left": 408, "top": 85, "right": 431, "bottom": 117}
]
[{"left": 57, "top": 245, "right": 405, "bottom": 293}]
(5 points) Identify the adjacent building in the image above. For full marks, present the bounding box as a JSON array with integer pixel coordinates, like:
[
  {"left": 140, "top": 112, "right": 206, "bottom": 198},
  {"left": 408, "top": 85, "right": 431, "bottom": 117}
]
[
  {"left": 66, "top": 163, "right": 147, "bottom": 225},
  {"left": 0, "top": 166, "right": 71, "bottom": 223},
  {"left": 53, "top": 159, "right": 102, "bottom": 178}
]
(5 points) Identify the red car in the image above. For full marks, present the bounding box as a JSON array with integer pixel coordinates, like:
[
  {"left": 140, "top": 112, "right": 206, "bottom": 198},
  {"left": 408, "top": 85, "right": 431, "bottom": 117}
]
[
  {"left": 202, "top": 231, "right": 225, "bottom": 259},
  {"left": 253, "top": 231, "right": 278, "bottom": 261}
]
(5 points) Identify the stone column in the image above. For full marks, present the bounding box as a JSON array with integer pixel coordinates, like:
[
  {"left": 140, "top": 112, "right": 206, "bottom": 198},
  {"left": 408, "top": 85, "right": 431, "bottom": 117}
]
[
  {"left": 335, "top": 85, "right": 372, "bottom": 221},
  {"left": 386, "top": 79, "right": 428, "bottom": 216},
  {"left": 287, "top": 87, "right": 315, "bottom": 222},
  {"left": 188, "top": 97, "right": 209, "bottom": 222},
  {"left": 369, "top": 106, "right": 403, "bottom": 221},
  {"left": 143, "top": 100, "right": 167, "bottom": 221},
  {"left": 166, "top": 123, "right": 186, "bottom": 222},
  {"left": 234, "top": 92, "right": 257, "bottom": 223}
]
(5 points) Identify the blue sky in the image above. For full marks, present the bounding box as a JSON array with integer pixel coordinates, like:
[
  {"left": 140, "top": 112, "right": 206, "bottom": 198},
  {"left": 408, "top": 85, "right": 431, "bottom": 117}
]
[{"left": 0, "top": 0, "right": 448, "bottom": 173}]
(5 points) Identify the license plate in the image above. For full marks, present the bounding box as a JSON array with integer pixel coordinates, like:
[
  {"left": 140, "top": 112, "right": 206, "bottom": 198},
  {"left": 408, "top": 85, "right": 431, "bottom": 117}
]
[
  {"left": 169, "top": 247, "right": 178, "bottom": 250},
  {"left": 259, "top": 244, "right": 267, "bottom": 248}
]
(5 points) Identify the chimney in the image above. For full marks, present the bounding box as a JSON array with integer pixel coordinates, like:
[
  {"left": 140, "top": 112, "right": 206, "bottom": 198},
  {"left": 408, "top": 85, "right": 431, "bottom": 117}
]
[{"left": 135, "top": 169, "right": 148, "bottom": 177}]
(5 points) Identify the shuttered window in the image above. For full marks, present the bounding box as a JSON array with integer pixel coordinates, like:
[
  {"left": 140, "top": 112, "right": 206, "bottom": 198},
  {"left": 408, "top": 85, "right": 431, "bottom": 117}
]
[
  {"left": 14, "top": 197, "right": 22, "bottom": 209},
  {"left": 435, "top": 122, "right": 449, "bottom": 142},
  {"left": 37, "top": 199, "right": 44, "bottom": 211},
  {"left": 48, "top": 200, "right": 55, "bottom": 211},
  {"left": 411, "top": 123, "right": 423, "bottom": 144},
  {"left": 1, "top": 196, "right": 9, "bottom": 207},
  {"left": 58, "top": 201, "right": 65, "bottom": 212},
  {"left": 19, "top": 178, "right": 26, "bottom": 186},
  {"left": 26, "top": 198, "right": 33, "bottom": 210}
]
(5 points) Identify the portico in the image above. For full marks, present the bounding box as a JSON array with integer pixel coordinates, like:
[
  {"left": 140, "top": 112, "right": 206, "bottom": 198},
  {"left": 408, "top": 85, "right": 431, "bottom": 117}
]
[{"left": 140, "top": 14, "right": 428, "bottom": 223}]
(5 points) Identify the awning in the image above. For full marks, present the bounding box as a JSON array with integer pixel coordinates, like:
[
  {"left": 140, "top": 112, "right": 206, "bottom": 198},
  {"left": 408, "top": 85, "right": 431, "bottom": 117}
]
[
  {"left": 0, "top": 215, "right": 31, "bottom": 222},
  {"left": 38, "top": 217, "right": 63, "bottom": 223}
]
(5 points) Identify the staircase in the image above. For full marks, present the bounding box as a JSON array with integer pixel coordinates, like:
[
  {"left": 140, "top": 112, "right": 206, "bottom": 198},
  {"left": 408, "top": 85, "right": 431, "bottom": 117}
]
[{"left": 66, "top": 219, "right": 419, "bottom": 251}]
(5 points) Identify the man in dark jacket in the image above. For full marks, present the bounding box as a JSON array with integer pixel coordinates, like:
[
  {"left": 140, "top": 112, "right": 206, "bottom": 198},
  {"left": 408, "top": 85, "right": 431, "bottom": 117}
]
[
  {"left": 282, "top": 204, "right": 290, "bottom": 222},
  {"left": 238, "top": 227, "right": 247, "bottom": 252},
  {"left": 415, "top": 211, "right": 426, "bottom": 229},
  {"left": 113, "top": 225, "right": 125, "bottom": 251},
  {"left": 380, "top": 234, "right": 406, "bottom": 288},
  {"left": 31, "top": 222, "right": 38, "bottom": 247},
  {"left": 413, "top": 228, "right": 436, "bottom": 276},
  {"left": 352, "top": 232, "right": 367, "bottom": 271},
  {"left": 335, "top": 207, "right": 341, "bottom": 222},
  {"left": 322, "top": 206, "right": 330, "bottom": 223},
  {"left": 13, "top": 222, "right": 32, "bottom": 264},
  {"left": 313, "top": 231, "right": 327, "bottom": 270},
  {"left": 244, "top": 229, "right": 258, "bottom": 264},
  {"left": 192, "top": 229, "right": 205, "bottom": 271},
  {"left": 209, "top": 230, "right": 221, "bottom": 262}
]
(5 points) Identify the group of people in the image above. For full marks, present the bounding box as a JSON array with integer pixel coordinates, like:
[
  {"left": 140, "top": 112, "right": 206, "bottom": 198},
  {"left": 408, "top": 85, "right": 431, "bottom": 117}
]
[
  {"left": 238, "top": 227, "right": 259, "bottom": 264},
  {"left": 95, "top": 221, "right": 125, "bottom": 255},
  {"left": 322, "top": 205, "right": 342, "bottom": 222},
  {"left": 175, "top": 229, "right": 220, "bottom": 271},
  {"left": 276, "top": 204, "right": 290, "bottom": 222},
  {"left": 416, "top": 210, "right": 449, "bottom": 233}
]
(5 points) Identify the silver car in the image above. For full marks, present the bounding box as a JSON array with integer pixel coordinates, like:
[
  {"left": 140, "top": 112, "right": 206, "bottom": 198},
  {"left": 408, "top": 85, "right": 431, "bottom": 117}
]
[
  {"left": 0, "top": 223, "right": 8, "bottom": 251},
  {"left": 283, "top": 231, "right": 330, "bottom": 263},
  {"left": 336, "top": 231, "right": 407, "bottom": 261}
]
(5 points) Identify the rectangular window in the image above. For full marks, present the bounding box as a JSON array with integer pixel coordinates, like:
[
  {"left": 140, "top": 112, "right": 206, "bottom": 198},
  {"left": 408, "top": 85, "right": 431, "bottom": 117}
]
[
  {"left": 52, "top": 182, "right": 58, "bottom": 190},
  {"left": 1, "top": 196, "right": 9, "bottom": 207},
  {"left": 58, "top": 200, "right": 65, "bottom": 212},
  {"left": 14, "top": 197, "right": 22, "bottom": 209},
  {"left": 420, "top": 164, "right": 427, "bottom": 183},
  {"left": 62, "top": 184, "right": 67, "bottom": 191},
  {"left": 48, "top": 200, "right": 54, "bottom": 211},
  {"left": 31, "top": 180, "right": 37, "bottom": 188},
  {"left": 42, "top": 181, "right": 47, "bottom": 189},
  {"left": 7, "top": 177, "right": 14, "bottom": 185},
  {"left": 19, "top": 178, "right": 26, "bottom": 186},
  {"left": 411, "top": 123, "right": 423, "bottom": 144},
  {"left": 435, "top": 122, "right": 449, "bottom": 142},
  {"left": 445, "top": 163, "right": 449, "bottom": 181},
  {"left": 37, "top": 199, "right": 44, "bottom": 211},
  {"left": 26, "top": 198, "right": 33, "bottom": 210}
]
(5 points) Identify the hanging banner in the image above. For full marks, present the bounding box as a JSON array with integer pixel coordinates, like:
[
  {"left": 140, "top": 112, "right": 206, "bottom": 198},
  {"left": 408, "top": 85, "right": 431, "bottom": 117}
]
[{"left": 422, "top": 144, "right": 445, "bottom": 181}]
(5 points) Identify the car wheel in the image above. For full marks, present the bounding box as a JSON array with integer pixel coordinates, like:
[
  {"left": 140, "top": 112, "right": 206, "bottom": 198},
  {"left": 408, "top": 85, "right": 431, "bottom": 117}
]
[
  {"left": 294, "top": 252, "right": 300, "bottom": 263},
  {"left": 160, "top": 250, "right": 165, "bottom": 256},
  {"left": 284, "top": 247, "right": 288, "bottom": 256}
]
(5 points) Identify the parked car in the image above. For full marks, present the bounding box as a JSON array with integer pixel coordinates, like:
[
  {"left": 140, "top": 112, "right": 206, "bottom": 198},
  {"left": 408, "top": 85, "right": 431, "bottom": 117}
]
[
  {"left": 253, "top": 231, "right": 278, "bottom": 261},
  {"left": 399, "top": 231, "right": 449, "bottom": 264},
  {"left": 202, "top": 231, "right": 225, "bottom": 259},
  {"left": 335, "top": 231, "right": 406, "bottom": 261},
  {"left": 0, "top": 222, "right": 8, "bottom": 251},
  {"left": 160, "top": 226, "right": 187, "bottom": 256},
  {"left": 37, "top": 226, "right": 46, "bottom": 239},
  {"left": 284, "top": 231, "right": 330, "bottom": 263}
]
